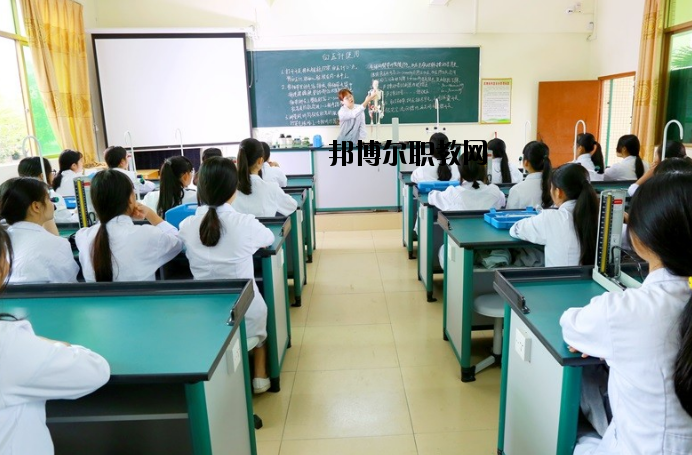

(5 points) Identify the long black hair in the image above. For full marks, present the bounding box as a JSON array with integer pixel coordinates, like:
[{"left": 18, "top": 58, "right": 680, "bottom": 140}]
[
  {"left": 18, "top": 157, "right": 53, "bottom": 184},
  {"left": 0, "top": 223, "right": 13, "bottom": 288},
  {"left": 237, "top": 138, "right": 264, "bottom": 196},
  {"left": 429, "top": 132, "right": 452, "bottom": 181},
  {"left": 577, "top": 133, "right": 604, "bottom": 174},
  {"left": 197, "top": 157, "right": 238, "bottom": 247},
  {"left": 522, "top": 141, "right": 552, "bottom": 209},
  {"left": 550, "top": 163, "right": 598, "bottom": 266},
  {"left": 52, "top": 149, "right": 82, "bottom": 191},
  {"left": 654, "top": 157, "right": 692, "bottom": 176},
  {"left": 157, "top": 156, "right": 193, "bottom": 216},
  {"left": 627, "top": 172, "right": 692, "bottom": 417},
  {"left": 104, "top": 146, "right": 128, "bottom": 169},
  {"left": 488, "top": 138, "right": 511, "bottom": 183},
  {"left": 0, "top": 178, "right": 50, "bottom": 225},
  {"left": 458, "top": 151, "right": 488, "bottom": 189},
  {"left": 90, "top": 170, "right": 134, "bottom": 282},
  {"left": 617, "top": 134, "right": 644, "bottom": 179}
]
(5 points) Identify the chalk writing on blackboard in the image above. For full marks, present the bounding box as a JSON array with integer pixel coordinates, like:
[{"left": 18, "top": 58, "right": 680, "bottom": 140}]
[{"left": 264, "top": 50, "right": 471, "bottom": 126}]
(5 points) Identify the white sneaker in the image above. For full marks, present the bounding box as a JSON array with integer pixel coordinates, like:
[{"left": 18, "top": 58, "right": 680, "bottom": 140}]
[{"left": 253, "top": 377, "right": 271, "bottom": 394}]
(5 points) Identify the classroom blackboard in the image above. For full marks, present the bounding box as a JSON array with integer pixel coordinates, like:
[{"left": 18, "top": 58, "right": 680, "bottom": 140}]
[{"left": 248, "top": 47, "right": 480, "bottom": 128}]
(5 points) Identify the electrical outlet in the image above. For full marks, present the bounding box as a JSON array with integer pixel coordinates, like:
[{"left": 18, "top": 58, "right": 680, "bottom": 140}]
[
  {"left": 227, "top": 339, "right": 242, "bottom": 374},
  {"left": 514, "top": 328, "right": 532, "bottom": 362}
]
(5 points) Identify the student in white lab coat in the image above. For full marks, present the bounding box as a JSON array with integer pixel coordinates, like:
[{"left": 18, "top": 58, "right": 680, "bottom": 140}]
[
  {"left": 410, "top": 132, "right": 461, "bottom": 183},
  {"left": 193, "top": 147, "right": 223, "bottom": 186},
  {"left": 260, "top": 142, "right": 288, "bottom": 188},
  {"left": 52, "top": 149, "right": 84, "bottom": 197},
  {"left": 142, "top": 156, "right": 197, "bottom": 216},
  {"left": 104, "top": 146, "right": 156, "bottom": 195},
  {"left": 75, "top": 169, "right": 183, "bottom": 282},
  {"left": 429, "top": 153, "right": 506, "bottom": 268},
  {"left": 627, "top": 141, "right": 688, "bottom": 196},
  {"left": 506, "top": 141, "right": 553, "bottom": 210},
  {"left": 0, "top": 227, "right": 110, "bottom": 455},
  {"left": 510, "top": 163, "right": 599, "bottom": 267},
  {"left": 232, "top": 138, "right": 297, "bottom": 217},
  {"left": 604, "top": 134, "right": 649, "bottom": 181},
  {"left": 572, "top": 133, "right": 606, "bottom": 182},
  {"left": 561, "top": 172, "right": 692, "bottom": 455},
  {"left": 488, "top": 138, "right": 523, "bottom": 184},
  {"left": 0, "top": 178, "right": 79, "bottom": 284},
  {"left": 179, "top": 157, "right": 274, "bottom": 394},
  {"left": 18, "top": 157, "right": 74, "bottom": 228}
]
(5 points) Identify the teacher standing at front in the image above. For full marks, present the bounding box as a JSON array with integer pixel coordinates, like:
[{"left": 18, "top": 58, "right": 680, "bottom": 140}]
[{"left": 336, "top": 89, "right": 377, "bottom": 143}]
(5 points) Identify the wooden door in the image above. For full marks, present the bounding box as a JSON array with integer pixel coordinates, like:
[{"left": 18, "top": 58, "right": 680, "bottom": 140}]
[{"left": 537, "top": 81, "right": 601, "bottom": 166}]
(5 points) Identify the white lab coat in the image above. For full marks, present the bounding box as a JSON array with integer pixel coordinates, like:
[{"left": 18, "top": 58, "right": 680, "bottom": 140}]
[
  {"left": 410, "top": 159, "right": 461, "bottom": 183},
  {"left": 7, "top": 222, "right": 79, "bottom": 284},
  {"left": 573, "top": 154, "right": 605, "bottom": 182},
  {"left": 561, "top": 268, "right": 692, "bottom": 455},
  {"left": 262, "top": 162, "right": 288, "bottom": 188},
  {"left": 429, "top": 181, "right": 506, "bottom": 269},
  {"left": 0, "top": 319, "right": 109, "bottom": 455},
  {"left": 179, "top": 204, "right": 274, "bottom": 343},
  {"left": 604, "top": 156, "right": 649, "bottom": 181},
  {"left": 54, "top": 170, "right": 82, "bottom": 197},
  {"left": 627, "top": 183, "right": 639, "bottom": 197},
  {"left": 490, "top": 158, "right": 523, "bottom": 184},
  {"left": 48, "top": 189, "right": 74, "bottom": 223},
  {"left": 113, "top": 167, "right": 156, "bottom": 195},
  {"left": 75, "top": 216, "right": 183, "bottom": 282},
  {"left": 509, "top": 200, "right": 580, "bottom": 267},
  {"left": 232, "top": 175, "right": 297, "bottom": 218},
  {"left": 142, "top": 188, "right": 198, "bottom": 214},
  {"left": 506, "top": 172, "right": 544, "bottom": 210},
  {"left": 428, "top": 181, "right": 506, "bottom": 212},
  {"left": 336, "top": 104, "right": 367, "bottom": 143}
]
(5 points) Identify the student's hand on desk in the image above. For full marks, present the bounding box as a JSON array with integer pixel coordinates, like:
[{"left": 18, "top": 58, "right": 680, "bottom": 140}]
[{"left": 568, "top": 345, "right": 590, "bottom": 358}]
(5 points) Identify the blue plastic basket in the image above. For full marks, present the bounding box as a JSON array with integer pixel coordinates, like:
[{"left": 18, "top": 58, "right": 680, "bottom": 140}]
[
  {"left": 63, "top": 196, "right": 76, "bottom": 209},
  {"left": 416, "top": 180, "right": 460, "bottom": 193},
  {"left": 165, "top": 203, "right": 198, "bottom": 229},
  {"left": 484, "top": 207, "right": 538, "bottom": 229}
]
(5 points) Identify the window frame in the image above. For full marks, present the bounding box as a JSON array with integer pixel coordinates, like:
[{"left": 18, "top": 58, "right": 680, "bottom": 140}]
[{"left": 598, "top": 72, "right": 636, "bottom": 167}]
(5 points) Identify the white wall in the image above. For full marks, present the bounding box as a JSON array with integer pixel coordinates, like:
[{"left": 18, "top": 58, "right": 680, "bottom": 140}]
[
  {"left": 589, "top": 0, "right": 646, "bottom": 78},
  {"left": 81, "top": 0, "right": 634, "bottom": 164}
]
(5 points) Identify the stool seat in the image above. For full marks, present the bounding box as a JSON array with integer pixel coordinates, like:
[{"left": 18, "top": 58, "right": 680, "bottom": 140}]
[{"left": 473, "top": 293, "right": 506, "bottom": 318}]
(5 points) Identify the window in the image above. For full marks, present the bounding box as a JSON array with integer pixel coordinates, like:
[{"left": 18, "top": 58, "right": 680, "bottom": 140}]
[
  {"left": 664, "top": 30, "right": 692, "bottom": 146},
  {"left": 599, "top": 75, "right": 635, "bottom": 167},
  {"left": 0, "top": 0, "right": 61, "bottom": 163},
  {"left": 668, "top": 0, "right": 692, "bottom": 28}
]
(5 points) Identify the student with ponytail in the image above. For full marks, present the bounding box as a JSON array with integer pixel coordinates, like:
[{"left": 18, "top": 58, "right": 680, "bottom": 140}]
[
  {"left": 53, "top": 149, "right": 84, "bottom": 197},
  {"left": 627, "top": 142, "right": 690, "bottom": 196},
  {"left": 75, "top": 169, "right": 182, "bottom": 282},
  {"left": 232, "top": 138, "right": 297, "bottom": 217},
  {"left": 560, "top": 172, "right": 692, "bottom": 455},
  {"left": 260, "top": 142, "right": 288, "bottom": 187},
  {"left": 410, "top": 132, "right": 460, "bottom": 183},
  {"left": 0, "top": 224, "right": 110, "bottom": 455},
  {"left": 510, "top": 163, "right": 598, "bottom": 267},
  {"left": 0, "top": 178, "right": 78, "bottom": 283},
  {"left": 104, "top": 146, "right": 156, "bottom": 195},
  {"left": 179, "top": 157, "right": 275, "bottom": 394},
  {"left": 573, "top": 133, "right": 605, "bottom": 181},
  {"left": 488, "top": 138, "right": 523, "bottom": 184},
  {"left": 142, "top": 156, "right": 197, "bottom": 216},
  {"left": 506, "top": 141, "right": 552, "bottom": 209},
  {"left": 604, "top": 134, "right": 649, "bottom": 181},
  {"left": 429, "top": 153, "right": 505, "bottom": 269}
]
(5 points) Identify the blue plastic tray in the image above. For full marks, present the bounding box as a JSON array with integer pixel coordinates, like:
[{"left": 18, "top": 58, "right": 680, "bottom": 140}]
[
  {"left": 63, "top": 196, "right": 76, "bottom": 209},
  {"left": 416, "top": 180, "right": 460, "bottom": 193},
  {"left": 484, "top": 207, "right": 537, "bottom": 229}
]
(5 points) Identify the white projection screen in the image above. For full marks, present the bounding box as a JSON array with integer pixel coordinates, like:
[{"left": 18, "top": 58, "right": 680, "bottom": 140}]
[{"left": 93, "top": 33, "right": 251, "bottom": 148}]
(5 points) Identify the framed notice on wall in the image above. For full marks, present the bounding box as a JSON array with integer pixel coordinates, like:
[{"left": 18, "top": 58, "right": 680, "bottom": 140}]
[{"left": 481, "top": 78, "right": 512, "bottom": 124}]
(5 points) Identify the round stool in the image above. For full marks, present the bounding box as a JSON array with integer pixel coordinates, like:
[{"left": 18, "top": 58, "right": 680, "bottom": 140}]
[{"left": 472, "top": 293, "right": 506, "bottom": 375}]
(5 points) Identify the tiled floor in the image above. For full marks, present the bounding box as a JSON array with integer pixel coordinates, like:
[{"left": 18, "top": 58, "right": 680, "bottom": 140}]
[{"left": 254, "top": 212, "right": 500, "bottom": 455}]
